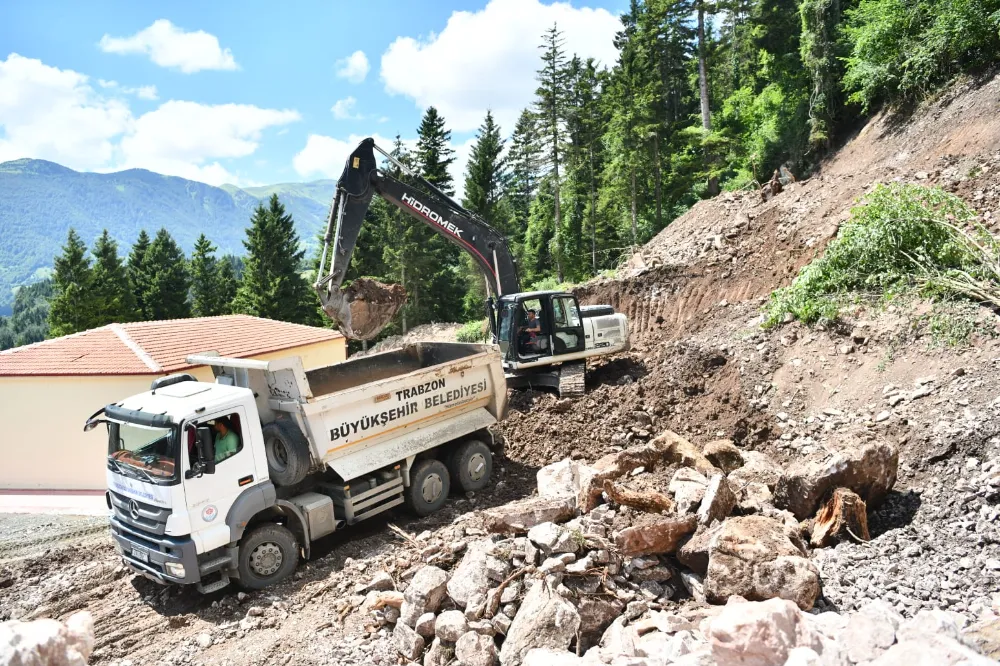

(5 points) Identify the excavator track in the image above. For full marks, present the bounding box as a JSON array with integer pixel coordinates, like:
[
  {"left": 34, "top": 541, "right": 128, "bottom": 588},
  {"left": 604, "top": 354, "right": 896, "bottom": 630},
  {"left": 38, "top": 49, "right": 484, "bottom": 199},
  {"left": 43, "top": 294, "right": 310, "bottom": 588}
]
[{"left": 558, "top": 361, "right": 586, "bottom": 398}]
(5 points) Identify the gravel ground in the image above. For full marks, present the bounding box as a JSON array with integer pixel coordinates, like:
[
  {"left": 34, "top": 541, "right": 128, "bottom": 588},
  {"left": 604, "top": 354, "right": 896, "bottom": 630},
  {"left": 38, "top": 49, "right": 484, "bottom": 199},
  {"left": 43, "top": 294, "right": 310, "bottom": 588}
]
[{"left": 0, "top": 513, "right": 108, "bottom": 564}]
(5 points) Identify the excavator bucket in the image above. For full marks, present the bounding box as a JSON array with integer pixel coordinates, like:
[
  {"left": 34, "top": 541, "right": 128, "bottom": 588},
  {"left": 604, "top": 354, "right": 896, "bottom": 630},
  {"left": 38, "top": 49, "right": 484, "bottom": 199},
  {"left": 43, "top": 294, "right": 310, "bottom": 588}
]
[{"left": 317, "top": 277, "right": 407, "bottom": 341}]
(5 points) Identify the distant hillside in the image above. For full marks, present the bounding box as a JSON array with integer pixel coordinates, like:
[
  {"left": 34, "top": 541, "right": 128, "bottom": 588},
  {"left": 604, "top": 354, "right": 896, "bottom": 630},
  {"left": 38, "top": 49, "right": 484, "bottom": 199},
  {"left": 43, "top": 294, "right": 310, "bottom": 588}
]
[{"left": 0, "top": 160, "right": 335, "bottom": 315}]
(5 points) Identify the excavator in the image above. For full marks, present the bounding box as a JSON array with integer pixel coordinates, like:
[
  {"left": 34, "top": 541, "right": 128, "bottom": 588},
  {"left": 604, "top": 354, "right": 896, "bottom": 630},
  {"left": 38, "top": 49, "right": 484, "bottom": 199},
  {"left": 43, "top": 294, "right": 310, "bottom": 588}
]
[{"left": 314, "top": 138, "right": 629, "bottom": 397}]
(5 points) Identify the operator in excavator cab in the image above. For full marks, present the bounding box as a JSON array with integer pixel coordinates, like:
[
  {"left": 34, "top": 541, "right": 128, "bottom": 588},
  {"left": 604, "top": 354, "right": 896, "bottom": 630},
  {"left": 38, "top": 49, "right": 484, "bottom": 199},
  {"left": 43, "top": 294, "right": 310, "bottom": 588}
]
[{"left": 519, "top": 309, "right": 542, "bottom": 353}]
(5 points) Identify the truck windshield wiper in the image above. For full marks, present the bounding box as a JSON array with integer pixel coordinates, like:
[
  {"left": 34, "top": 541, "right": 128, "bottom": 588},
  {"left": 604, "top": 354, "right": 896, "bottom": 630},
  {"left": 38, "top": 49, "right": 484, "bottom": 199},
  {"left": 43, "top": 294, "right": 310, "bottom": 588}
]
[{"left": 109, "top": 457, "right": 157, "bottom": 484}]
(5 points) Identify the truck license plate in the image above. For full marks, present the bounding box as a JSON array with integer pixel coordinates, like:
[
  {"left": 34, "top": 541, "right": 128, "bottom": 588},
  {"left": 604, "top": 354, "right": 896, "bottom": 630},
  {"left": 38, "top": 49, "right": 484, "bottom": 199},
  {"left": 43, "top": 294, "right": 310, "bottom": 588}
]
[{"left": 131, "top": 547, "right": 149, "bottom": 563}]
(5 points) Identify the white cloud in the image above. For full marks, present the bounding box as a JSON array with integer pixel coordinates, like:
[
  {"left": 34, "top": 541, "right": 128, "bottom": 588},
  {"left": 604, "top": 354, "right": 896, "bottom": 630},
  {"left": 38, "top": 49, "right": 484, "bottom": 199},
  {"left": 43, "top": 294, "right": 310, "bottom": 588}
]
[
  {"left": 380, "top": 0, "right": 619, "bottom": 132},
  {"left": 335, "top": 50, "right": 370, "bottom": 84},
  {"left": 129, "top": 85, "right": 159, "bottom": 101},
  {"left": 99, "top": 19, "right": 238, "bottom": 73},
  {"left": 0, "top": 54, "right": 298, "bottom": 186},
  {"left": 119, "top": 101, "right": 300, "bottom": 185},
  {"left": 331, "top": 96, "right": 362, "bottom": 120},
  {"left": 0, "top": 54, "right": 131, "bottom": 169}
]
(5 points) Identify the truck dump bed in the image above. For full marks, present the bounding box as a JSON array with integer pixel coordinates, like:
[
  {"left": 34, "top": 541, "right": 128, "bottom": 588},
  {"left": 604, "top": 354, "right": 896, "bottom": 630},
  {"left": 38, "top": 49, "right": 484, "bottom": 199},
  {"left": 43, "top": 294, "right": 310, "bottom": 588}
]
[
  {"left": 189, "top": 342, "right": 506, "bottom": 482},
  {"left": 298, "top": 342, "right": 506, "bottom": 480}
]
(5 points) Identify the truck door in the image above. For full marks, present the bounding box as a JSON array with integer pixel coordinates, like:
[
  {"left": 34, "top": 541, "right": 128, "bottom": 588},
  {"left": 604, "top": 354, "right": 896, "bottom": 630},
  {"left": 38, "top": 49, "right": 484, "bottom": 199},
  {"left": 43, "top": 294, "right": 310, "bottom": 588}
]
[
  {"left": 183, "top": 407, "right": 257, "bottom": 553},
  {"left": 551, "top": 295, "right": 585, "bottom": 355}
]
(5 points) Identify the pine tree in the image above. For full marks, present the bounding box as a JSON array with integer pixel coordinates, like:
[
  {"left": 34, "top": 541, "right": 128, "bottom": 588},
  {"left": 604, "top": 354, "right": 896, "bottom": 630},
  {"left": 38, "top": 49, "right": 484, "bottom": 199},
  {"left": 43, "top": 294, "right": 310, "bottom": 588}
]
[
  {"left": 91, "top": 230, "right": 136, "bottom": 325},
  {"left": 463, "top": 111, "right": 509, "bottom": 228},
  {"left": 507, "top": 109, "right": 543, "bottom": 250},
  {"left": 215, "top": 259, "right": 238, "bottom": 314},
  {"left": 535, "top": 24, "right": 572, "bottom": 281},
  {"left": 414, "top": 109, "right": 464, "bottom": 324},
  {"left": 48, "top": 229, "right": 98, "bottom": 336},
  {"left": 233, "top": 195, "right": 316, "bottom": 324},
  {"left": 143, "top": 229, "right": 191, "bottom": 320},
  {"left": 415, "top": 107, "right": 456, "bottom": 195},
  {"left": 190, "top": 234, "right": 228, "bottom": 317},
  {"left": 127, "top": 230, "right": 152, "bottom": 320}
]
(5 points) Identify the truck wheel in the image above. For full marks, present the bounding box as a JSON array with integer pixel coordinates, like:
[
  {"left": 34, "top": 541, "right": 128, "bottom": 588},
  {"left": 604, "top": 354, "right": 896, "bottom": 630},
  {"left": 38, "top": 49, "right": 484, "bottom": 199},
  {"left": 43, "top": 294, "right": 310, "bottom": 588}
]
[
  {"left": 237, "top": 524, "right": 299, "bottom": 590},
  {"left": 262, "top": 420, "right": 311, "bottom": 487},
  {"left": 406, "top": 459, "right": 450, "bottom": 517},
  {"left": 449, "top": 439, "right": 493, "bottom": 493}
]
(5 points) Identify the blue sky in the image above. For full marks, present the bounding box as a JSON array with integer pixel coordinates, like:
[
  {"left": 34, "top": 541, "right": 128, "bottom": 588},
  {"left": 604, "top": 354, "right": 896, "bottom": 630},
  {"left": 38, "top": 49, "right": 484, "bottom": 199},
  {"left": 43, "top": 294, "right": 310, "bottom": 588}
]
[{"left": 0, "top": 0, "right": 627, "bottom": 191}]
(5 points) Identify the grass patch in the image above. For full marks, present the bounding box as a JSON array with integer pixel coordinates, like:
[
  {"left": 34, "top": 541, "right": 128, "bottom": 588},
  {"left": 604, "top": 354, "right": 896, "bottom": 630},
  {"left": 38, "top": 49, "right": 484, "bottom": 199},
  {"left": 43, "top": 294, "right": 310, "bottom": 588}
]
[
  {"left": 764, "top": 183, "right": 1000, "bottom": 327},
  {"left": 456, "top": 319, "right": 488, "bottom": 343}
]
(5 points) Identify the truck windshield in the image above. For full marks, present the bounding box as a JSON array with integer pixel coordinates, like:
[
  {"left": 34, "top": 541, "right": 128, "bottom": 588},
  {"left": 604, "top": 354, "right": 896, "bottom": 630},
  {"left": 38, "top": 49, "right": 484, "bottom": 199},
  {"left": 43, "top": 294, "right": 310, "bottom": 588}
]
[{"left": 107, "top": 422, "right": 178, "bottom": 484}]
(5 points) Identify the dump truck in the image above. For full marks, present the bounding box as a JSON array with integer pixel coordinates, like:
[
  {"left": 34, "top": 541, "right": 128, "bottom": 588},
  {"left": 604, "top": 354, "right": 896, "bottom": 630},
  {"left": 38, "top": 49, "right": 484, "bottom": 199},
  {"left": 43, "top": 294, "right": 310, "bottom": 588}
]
[{"left": 85, "top": 342, "right": 506, "bottom": 592}]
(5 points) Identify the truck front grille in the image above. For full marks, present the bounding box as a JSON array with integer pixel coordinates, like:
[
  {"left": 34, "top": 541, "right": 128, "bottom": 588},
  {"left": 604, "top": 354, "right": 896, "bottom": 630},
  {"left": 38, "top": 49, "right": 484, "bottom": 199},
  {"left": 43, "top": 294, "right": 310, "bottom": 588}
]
[{"left": 109, "top": 491, "right": 172, "bottom": 536}]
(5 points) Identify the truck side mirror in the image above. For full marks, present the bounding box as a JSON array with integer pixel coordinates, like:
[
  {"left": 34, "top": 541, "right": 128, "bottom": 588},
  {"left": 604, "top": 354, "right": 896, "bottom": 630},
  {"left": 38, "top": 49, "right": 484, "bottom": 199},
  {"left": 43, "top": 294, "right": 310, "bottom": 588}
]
[{"left": 196, "top": 426, "right": 216, "bottom": 475}]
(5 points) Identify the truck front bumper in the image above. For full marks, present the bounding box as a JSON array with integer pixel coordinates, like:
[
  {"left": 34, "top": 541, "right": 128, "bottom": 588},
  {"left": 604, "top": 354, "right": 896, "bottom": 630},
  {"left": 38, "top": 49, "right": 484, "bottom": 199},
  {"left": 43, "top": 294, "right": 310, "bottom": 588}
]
[{"left": 110, "top": 516, "right": 200, "bottom": 585}]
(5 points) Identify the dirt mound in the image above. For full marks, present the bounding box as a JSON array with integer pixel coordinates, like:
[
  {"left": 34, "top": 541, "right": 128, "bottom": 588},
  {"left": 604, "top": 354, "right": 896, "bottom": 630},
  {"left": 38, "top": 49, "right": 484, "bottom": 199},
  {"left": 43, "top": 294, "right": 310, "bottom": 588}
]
[{"left": 357, "top": 322, "right": 463, "bottom": 356}]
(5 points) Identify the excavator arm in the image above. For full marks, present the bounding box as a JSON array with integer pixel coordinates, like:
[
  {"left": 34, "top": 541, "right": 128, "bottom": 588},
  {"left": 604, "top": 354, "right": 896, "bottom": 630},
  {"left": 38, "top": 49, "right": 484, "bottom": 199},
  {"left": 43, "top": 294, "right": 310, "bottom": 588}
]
[{"left": 315, "top": 138, "right": 520, "bottom": 340}]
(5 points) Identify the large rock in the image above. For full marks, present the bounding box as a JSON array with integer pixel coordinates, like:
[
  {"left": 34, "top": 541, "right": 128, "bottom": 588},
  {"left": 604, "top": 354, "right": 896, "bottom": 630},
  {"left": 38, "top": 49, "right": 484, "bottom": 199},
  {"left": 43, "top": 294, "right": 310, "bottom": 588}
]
[
  {"left": 728, "top": 451, "right": 782, "bottom": 490},
  {"left": 579, "top": 430, "right": 718, "bottom": 512},
  {"left": 615, "top": 515, "right": 698, "bottom": 556},
  {"left": 841, "top": 600, "right": 902, "bottom": 664},
  {"left": 677, "top": 522, "right": 725, "bottom": 575},
  {"left": 577, "top": 597, "right": 624, "bottom": 643},
  {"left": 436, "top": 610, "right": 470, "bottom": 642},
  {"left": 522, "top": 648, "right": 582, "bottom": 666},
  {"left": 448, "top": 540, "right": 494, "bottom": 608},
  {"left": 424, "top": 638, "right": 455, "bottom": 666},
  {"left": 774, "top": 435, "right": 898, "bottom": 519},
  {"left": 527, "top": 522, "right": 580, "bottom": 554},
  {"left": 394, "top": 621, "right": 426, "bottom": 662},
  {"left": 499, "top": 579, "right": 581, "bottom": 666},
  {"left": 456, "top": 631, "right": 498, "bottom": 666},
  {"left": 738, "top": 482, "right": 775, "bottom": 514},
  {"left": 669, "top": 468, "right": 710, "bottom": 514},
  {"left": 536, "top": 460, "right": 596, "bottom": 502},
  {"left": 482, "top": 497, "right": 577, "bottom": 533},
  {"left": 703, "top": 439, "right": 744, "bottom": 474},
  {"left": 0, "top": 612, "right": 94, "bottom": 666},
  {"left": 697, "top": 474, "right": 736, "bottom": 525},
  {"left": 406, "top": 566, "right": 450, "bottom": 615},
  {"left": 703, "top": 516, "right": 820, "bottom": 610},
  {"left": 708, "top": 598, "right": 824, "bottom": 666},
  {"left": 870, "top": 635, "right": 996, "bottom": 666}
]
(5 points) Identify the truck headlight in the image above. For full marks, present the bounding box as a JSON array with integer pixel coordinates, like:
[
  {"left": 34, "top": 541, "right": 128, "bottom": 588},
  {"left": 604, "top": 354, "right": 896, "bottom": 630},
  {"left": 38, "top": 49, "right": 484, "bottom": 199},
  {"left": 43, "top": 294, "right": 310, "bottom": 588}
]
[{"left": 164, "top": 562, "right": 186, "bottom": 578}]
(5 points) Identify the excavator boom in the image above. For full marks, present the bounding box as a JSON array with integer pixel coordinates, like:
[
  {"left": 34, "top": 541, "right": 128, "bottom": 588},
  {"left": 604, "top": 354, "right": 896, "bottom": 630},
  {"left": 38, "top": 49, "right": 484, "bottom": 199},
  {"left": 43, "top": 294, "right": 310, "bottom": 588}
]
[{"left": 315, "top": 138, "right": 520, "bottom": 340}]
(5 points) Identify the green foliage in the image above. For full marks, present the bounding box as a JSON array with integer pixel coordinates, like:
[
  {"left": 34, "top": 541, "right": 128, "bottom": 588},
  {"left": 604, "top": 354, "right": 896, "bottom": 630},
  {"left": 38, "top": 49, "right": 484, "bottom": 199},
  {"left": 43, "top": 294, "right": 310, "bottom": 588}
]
[
  {"left": 127, "top": 230, "right": 152, "bottom": 319},
  {"left": 91, "top": 229, "right": 136, "bottom": 325},
  {"left": 233, "top": 195, "right": 316, "bottom": 325},
  {"left": 190, "top": 234, "right": 235, "bottom": 317},
  {"left": 765, "top": 184, "right": 998, "bottom": 326},
  {"left": 143, "top": 228, "right": 191, "bottom": 320},
  {"left": 843, "top": 0, "right": 1000, "bottom": 110},
  {"left": 456, "top": 319, "right": 489, "bottom": 343},
  {"left": 48, "top": 229, "right": 98, "bottom": 337},
  {"left": 0, "top": 280, "right": 52, "bottom": 350}
]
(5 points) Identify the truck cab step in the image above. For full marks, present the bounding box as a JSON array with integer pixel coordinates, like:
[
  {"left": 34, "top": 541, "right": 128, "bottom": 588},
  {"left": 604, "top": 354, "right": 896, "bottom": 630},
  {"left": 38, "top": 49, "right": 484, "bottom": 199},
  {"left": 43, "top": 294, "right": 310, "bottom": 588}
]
[
  {"left": 197, "top": 574, "right": 230, "bottom": 594},
  {"left": 199, "top": 555, "right": 233, "bottom": 576}
]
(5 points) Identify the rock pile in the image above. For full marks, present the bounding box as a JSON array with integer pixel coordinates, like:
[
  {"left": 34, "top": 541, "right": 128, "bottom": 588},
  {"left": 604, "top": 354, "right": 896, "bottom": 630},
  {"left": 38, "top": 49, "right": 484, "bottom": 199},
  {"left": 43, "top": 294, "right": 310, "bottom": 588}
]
[
  {"left": 344, "top": 428, "right": 1000, "bottom": 665},
  {"left": 0, "top": 611, "right": 94, "bottom": 665}
]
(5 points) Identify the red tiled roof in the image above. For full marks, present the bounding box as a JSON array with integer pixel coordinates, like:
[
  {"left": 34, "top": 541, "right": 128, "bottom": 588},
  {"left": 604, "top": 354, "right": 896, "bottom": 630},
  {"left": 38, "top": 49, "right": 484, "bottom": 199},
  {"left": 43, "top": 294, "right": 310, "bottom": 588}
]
[{"left": 0, "top": 316, "right": 343, "bottom": 377}]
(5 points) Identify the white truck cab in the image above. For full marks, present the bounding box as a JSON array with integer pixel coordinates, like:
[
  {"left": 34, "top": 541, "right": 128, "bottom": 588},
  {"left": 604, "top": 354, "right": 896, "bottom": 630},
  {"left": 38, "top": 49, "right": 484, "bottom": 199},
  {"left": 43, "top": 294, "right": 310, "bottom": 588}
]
[{"left": 88, "top": 342, "right": 506, "bottom": 592}]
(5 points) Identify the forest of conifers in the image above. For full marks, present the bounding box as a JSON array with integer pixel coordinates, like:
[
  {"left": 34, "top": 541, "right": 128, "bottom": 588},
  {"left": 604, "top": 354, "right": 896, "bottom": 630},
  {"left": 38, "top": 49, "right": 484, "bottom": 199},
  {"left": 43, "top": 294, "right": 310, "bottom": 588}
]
[{"left": 3, "top": 0, "right": 998, "bottom": 349}]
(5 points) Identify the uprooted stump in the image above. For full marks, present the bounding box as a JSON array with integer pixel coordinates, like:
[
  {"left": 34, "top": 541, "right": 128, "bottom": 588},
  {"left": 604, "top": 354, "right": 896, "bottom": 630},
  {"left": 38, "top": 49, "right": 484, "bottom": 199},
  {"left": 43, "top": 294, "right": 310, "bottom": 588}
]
[
  {"left": 810, "top": 487, "right": 871, "bottom": 548},
  {"left": 603, "top": 479, "right": 675, "bottom": 514}
]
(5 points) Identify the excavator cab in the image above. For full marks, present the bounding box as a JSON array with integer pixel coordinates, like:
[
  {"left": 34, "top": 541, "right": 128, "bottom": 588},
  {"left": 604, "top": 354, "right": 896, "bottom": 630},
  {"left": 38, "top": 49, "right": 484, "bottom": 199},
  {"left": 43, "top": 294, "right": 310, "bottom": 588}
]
[{"left": 496, "top": 292, "right": 586, "bottom": 366}]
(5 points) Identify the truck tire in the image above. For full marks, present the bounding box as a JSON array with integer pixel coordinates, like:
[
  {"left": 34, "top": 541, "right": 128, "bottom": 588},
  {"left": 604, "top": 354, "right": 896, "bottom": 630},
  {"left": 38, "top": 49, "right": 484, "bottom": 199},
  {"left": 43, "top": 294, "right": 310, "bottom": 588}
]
[
  {"left": 237, "top": 523, "right": 299, "bottom": 590},
  {"left": 448, "top": 439, "right": 493, "bottom": 494},
  {"left": 262, "top": 420, "right": 311, "bottom": 487},
  {"left": 406, "top": 459, "right": 450, "bottom": 517}
]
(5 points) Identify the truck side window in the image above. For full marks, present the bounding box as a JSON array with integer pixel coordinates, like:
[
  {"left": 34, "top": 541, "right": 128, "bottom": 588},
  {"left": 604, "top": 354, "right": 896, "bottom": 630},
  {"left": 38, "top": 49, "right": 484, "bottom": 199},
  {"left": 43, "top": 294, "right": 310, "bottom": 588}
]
[{"left": 207, "top": 413, "right": 243, "bottom": 464}]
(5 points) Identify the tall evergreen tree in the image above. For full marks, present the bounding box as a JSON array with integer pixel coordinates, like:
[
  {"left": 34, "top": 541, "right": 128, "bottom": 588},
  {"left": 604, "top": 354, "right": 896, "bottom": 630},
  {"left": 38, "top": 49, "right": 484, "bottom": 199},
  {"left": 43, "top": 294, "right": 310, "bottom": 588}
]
[
  {"left": 463, "top": 111, "right": 509, "bottom": 228},
  {"left": 506, "top": 109, "right": 543, "bottom": 251},
  {"left": 143, "top": 229, "right": 191, "bottom": 320},
  {"left": 127, "top": 230, "right": 152, "bottom": 320},
  {"left": 415, "top": 107, "right": 456, "bottom": 195},
  {"left": 48, "top": 229, "right": 98, "bottom": 336},
  {"left": 91, "top": 229, "right": 136, "bottom": 325},
  {"left": 190, "top": 234, "right": 230, "bottom": 317},
  {"left": 233, "top": 195, "right": 315, "bottom": 324},
  {"left": 535, "top": 24, "right": 572, "bottom": 281}
]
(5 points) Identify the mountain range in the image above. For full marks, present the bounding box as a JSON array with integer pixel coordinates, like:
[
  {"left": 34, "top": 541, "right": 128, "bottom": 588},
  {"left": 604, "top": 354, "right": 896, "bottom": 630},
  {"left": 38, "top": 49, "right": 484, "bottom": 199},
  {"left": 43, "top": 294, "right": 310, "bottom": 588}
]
[{"left": 0, "top": 159, "right": 336, "bottom": 315}]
